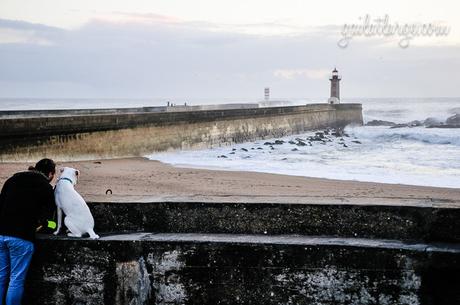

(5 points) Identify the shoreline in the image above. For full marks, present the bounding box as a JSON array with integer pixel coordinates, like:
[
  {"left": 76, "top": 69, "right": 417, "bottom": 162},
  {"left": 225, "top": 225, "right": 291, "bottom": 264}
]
[{"left": 1, "top": 157, "right": 459, "bottom": 206}]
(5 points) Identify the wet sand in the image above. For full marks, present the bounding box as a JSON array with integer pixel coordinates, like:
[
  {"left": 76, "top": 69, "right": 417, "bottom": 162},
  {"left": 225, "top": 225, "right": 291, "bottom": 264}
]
[{"left": 0, "top": 157, "right": 459, "bottom": 207}]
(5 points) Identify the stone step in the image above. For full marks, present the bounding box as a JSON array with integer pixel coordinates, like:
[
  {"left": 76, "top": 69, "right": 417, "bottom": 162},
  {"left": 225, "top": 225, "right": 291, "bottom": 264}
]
[
  {"left": 26, "top": 233, "right": 460, "bottom": 305},
  {"left": 88, "top": 201, "right": 460, "bottom": 243}
]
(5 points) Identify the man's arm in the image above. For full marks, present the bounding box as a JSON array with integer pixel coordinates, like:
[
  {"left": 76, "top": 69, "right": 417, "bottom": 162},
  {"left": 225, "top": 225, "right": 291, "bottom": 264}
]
[
  {"left": 0, "top": 178, "right": 11, "bottom": 214},
  {"left": 37, "top": 183, "right": 56, "bottom": 231}
]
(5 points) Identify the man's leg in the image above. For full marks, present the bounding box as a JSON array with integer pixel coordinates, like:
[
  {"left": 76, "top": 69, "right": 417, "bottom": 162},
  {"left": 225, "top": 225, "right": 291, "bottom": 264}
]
[
  {"left": 5, "top": 237, "right": 34, "bottom": 305},
  {"left": 0, "top": 236, "right": 11, "bottom": 305}
]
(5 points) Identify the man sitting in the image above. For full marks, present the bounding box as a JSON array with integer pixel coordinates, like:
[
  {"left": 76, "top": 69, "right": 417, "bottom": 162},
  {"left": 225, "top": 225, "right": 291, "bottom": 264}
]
[{"left": 0, "top": 159, "right": 56, "bottom": 305}]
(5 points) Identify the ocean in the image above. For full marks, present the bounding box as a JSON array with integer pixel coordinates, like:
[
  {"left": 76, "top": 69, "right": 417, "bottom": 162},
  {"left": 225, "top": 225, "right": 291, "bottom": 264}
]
[{"left": 1, "top": 97, "right": 459, "bottom": 188}]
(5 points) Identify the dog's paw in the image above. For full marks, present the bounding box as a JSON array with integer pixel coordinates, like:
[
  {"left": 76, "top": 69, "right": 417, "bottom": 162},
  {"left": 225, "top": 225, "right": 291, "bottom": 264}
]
[
  {"left": 53, "top": 230, "right": 60, "bottom": 235},
  {"left": 90, "top": 234, "right": 100, "bottom": 239},
  {"left": 67, "top": 233, "right": 82, "bottom": 238}
]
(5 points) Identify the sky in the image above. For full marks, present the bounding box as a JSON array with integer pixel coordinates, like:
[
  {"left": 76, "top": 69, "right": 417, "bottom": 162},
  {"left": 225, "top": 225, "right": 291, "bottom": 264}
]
[{"left": 0, "top": 0, "right": 459, "bottom": 99}]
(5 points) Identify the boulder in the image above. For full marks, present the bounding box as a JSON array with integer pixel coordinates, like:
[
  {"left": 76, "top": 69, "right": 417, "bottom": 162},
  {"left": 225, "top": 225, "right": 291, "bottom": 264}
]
[
  {"left": 446, "top": 114, "right": 460, "bottom": 126},
  {"left": 365, "top": 120, "right": 396, "bottom": 127}
]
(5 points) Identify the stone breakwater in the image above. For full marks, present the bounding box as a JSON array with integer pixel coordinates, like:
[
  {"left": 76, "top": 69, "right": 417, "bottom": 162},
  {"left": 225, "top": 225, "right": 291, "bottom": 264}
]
[{"left": 0, "top": 104, "right": 363, "bottom": 161}]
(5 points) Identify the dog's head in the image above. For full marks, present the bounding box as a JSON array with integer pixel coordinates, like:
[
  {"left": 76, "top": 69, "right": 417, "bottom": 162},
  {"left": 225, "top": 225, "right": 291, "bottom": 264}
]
[{"left": 58, "top": 167, "right": 80, "bottom": 186}]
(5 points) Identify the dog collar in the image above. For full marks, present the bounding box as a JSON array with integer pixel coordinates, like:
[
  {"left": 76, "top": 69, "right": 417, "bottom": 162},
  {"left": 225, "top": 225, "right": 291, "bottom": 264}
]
[{"left": 58, "top": 177, "right": 74, "bottom": 184}]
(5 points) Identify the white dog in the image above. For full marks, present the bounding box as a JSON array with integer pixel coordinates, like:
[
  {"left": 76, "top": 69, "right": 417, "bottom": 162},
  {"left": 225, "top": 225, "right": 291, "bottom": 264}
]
[{"left": 54, "top": 167, "right": 99, "bottom": 239}]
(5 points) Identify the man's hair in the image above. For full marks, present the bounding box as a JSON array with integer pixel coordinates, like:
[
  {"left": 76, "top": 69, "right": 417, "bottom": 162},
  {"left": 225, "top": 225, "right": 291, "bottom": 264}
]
[{"left": 29, "top": 158, "right": 56, "bottom": 176}]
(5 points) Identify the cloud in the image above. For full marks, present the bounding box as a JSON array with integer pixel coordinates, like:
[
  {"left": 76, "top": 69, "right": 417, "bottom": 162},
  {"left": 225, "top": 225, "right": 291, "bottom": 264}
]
[
  {"left": 273, "top": 68, "right": 331, "bottom": 80},
  {"left": 0, "top": 17, "right": 459, "bottom": 98}
]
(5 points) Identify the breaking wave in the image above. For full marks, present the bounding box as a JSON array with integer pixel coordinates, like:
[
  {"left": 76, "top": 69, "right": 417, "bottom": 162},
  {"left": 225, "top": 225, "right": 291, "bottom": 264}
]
[{"left": 347, "top": 126, "right": 460, "bottom": 146}]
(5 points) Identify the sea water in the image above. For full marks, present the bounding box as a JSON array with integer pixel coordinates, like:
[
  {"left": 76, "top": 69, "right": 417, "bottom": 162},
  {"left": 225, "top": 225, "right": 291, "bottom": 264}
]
[{"left": 148, "top": 98, "right": 460, "bottom": 188}]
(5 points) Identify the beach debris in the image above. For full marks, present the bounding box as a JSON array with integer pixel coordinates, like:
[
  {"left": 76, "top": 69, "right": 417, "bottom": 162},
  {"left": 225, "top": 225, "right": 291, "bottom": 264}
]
[
  {"left": 352, "top": 140, "right": 362, "bottom": 144},
  {"left": 218, "top": 155, "right": 228, "bottom": 158},
  {"left": 105, "top": 189, "right": 112, "bottom": 195},
  {"left": 241, "top": 148, "right": 248, "bottom": 152}
]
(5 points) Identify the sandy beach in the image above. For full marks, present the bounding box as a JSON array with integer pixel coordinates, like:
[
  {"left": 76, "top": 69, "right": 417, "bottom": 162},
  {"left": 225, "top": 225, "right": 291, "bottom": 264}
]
[{"left": 1, "top": 157, "right": 458, "bottom": 207}]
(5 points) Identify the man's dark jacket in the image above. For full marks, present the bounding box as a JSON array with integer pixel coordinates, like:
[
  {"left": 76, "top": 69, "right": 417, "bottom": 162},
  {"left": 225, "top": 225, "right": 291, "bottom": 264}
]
[{"left": 0, "top": 170, "right": 55, "bottom": 242}]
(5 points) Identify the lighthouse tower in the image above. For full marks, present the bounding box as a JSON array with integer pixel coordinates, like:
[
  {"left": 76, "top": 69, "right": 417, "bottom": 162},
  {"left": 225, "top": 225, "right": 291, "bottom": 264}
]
[{"left": 328, "top": 68, "right": 341, "bottom": 104}]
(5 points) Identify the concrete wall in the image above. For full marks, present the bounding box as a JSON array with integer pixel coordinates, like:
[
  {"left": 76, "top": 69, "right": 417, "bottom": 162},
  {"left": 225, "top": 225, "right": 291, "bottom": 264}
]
[
  {"left": 86, "top": 201, "right": 460, "bottom": 243},
  {"left": 24, "top": 201, "right": 460, "bottom": 305},
  {"left": 0, "top": 104, "right": 362, "bottom": 161}
]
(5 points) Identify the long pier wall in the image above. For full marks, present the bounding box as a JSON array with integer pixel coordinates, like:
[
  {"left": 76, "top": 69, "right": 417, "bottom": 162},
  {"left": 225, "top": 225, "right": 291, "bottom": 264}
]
[{"left": 0, "top": 104, "right": 362, "bottom": 161}]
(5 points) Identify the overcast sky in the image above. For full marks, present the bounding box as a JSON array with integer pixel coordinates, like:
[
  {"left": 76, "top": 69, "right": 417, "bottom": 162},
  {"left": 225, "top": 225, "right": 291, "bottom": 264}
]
[{"left": 0, "top": 0, "right": 459, "bottom": 99}]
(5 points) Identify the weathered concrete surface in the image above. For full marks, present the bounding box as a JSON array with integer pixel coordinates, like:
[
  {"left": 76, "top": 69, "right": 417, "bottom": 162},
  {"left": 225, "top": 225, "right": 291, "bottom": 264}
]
[
  {"left": 87, "top": 201, "right": 460, "bottom": 243},
  {"left": 25, "top": 233, "right": 460, "bottom": 305},
  {"left": 0, "top": 104, "right": 363, "bottom": 161}
]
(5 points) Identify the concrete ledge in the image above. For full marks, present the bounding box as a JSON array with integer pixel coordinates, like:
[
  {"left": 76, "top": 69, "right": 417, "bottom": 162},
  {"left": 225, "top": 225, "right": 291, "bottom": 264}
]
[
  {"left": 88, "top": 201, "right": 460, "bottom": 243},
  {"left": 25, "top": 233, "right": 460, "bottom": 305}
]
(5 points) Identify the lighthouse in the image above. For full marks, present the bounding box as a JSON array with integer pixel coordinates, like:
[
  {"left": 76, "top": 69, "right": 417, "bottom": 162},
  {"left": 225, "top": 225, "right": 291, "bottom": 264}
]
[{"left": 328, "top": 68, "right": 341, "bottom": 104}]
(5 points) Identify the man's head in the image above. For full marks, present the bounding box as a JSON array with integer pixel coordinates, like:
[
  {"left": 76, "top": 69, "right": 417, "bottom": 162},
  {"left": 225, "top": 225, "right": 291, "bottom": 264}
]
[{"left": 30, "top": 158, "right": 56, "bottom": 182}]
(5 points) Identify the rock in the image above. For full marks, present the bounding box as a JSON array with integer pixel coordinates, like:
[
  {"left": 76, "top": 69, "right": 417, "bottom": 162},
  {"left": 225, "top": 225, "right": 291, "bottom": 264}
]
[
  {"left": 241, "top": 148, "right": 248, "bottom": 152},
  {"left": 408, "top": 120, "right": 422, "bottom": 127},
  {"left": 257, "top": 147, "right": 263, "bottom": 150},
  {"left": 331, "top": 128, "right": 345, "bottom": 137},
  {"left": 232, "top": 148, "right": 237, "bottom": 151},
  {"left": 324, "top": 129, "right": 330, "bottom": 135},
  {"left": 291, "top": 148, "right": 298, "bottom": 151},
  {"left": 342, "top": 144, "right": 348, "bottom": 147},
  {"left": 423, "top": 117, "right": 442, "bottom": 126},
  {"left": 446, "top": 114, "right": 460, "bottom": 126},
  {"left": 352, "top": 141, "right": 362, "bottom": 144},
  {"left": 264, "top": 142, "right": 273, "bottom": 146},
  {"left": 315, "top": 132, "right": 325, "bottom": 138},
  {"left": 288, "top": 141, "right": 296, "bottom": 145},
  {"left": 251, "top": 147, "right": 255, "bottom": 150},
  {"left": 296, "top": 141, "right": 306, "bottom": 146},
  {"left": 365, "top": 120, "right": 396, "bottom": 127},
  {"left": 274, "top": 140, "right": 285, "bottom": 145},
  {"left": 426, "top": 124, "right": 460, "bottom": 129},
  {"left": 390, "top": 124, "right": 409, "bottom": 129},
  {"left": 281, "top": 158, "right": 288, "bottom": 161},
  {"left": 229, "top": 152, "right": 235, "bottom": 155},
  {"left": 218, "top": 155, "right": 227, "bottom": 158}
]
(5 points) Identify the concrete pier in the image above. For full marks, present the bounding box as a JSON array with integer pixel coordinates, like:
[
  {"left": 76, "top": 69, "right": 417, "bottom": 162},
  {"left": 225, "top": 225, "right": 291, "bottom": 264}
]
[{"left": 0, "top": 104, "right": 363, "bottom": 161}]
